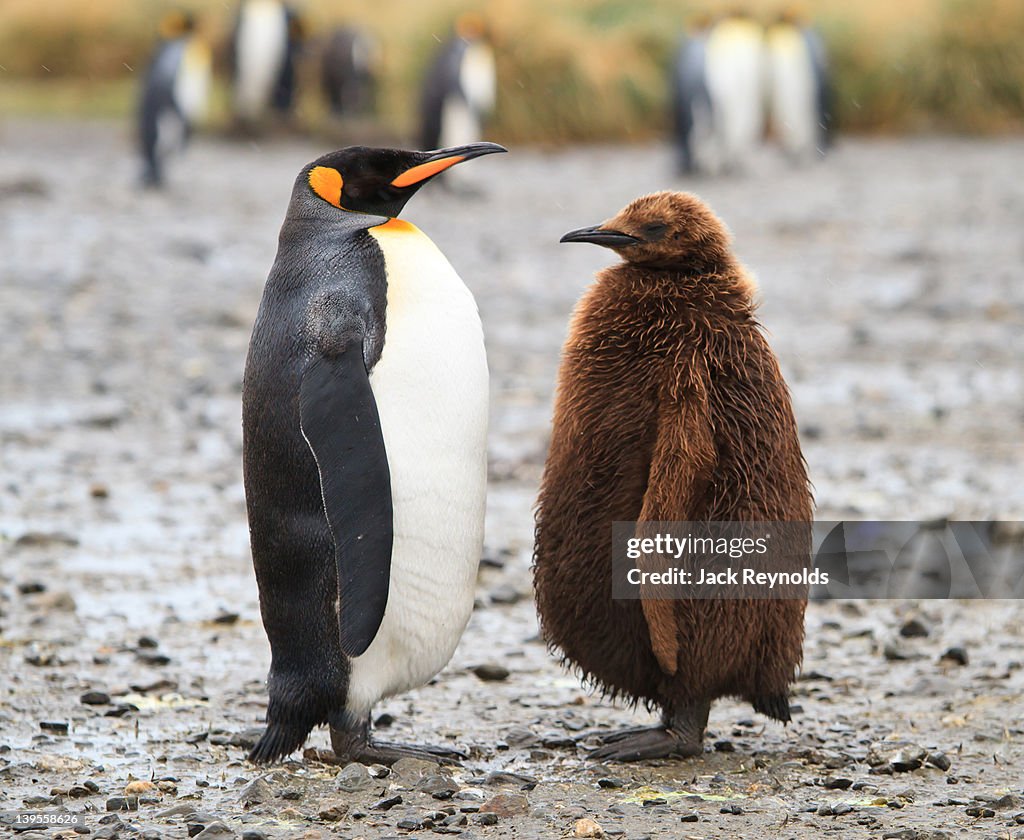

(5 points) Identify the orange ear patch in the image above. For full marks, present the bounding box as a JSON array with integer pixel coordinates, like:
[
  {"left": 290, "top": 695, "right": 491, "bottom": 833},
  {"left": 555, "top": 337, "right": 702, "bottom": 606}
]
[
  {"left": 390, "top": 156, "right": 465, "bottom": 188},
  {"left": 309, "top": 166, "right": 343, "bottom": 207}
]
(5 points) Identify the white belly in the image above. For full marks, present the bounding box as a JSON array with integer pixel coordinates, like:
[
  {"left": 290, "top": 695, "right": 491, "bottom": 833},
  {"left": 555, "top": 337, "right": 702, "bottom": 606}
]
[
  {"left": 345, "top": 219, "right": 488, "bottom": 716},
  {"left": 438, "top": 98, "right": 483, "bottom": 189},
  {"left": 174, "top": 38, "right": 212, "bottom": 124},
  {"left": 460, "top": 42, "right": 496, "bottom": 115},
  {"left": 706, "top": 20, "right": 766, "bottom": 170},
  {"left": 233, "top": 0, "right": 287, "bottom": 118},
  {"left": 767, "top": 29, "right": 818, "bottom": 158}
]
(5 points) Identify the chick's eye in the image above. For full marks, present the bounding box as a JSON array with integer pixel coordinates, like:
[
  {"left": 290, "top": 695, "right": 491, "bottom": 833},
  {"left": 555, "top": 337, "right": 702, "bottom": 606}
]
[{"left": 643, "top": 222, "right": 668, "bottom": 239}]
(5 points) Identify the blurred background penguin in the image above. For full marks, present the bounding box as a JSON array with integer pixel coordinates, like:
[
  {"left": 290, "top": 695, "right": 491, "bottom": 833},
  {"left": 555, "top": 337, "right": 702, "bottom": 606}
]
[
  {"left": 702, "top": 10, "right": 767, "bottom": 174},
  {"left": 228, "top": 0, "right": 307, "bottom": 131},
  {"left": 765, "top": 8, "right": 833, "bottom": 162},
  {"left": 320, "top": 26, "right": 380, "bottom": 121},
  {"left": 669, "top": 14, "right": 714, "bottom": 175},
  {"left": 418, "top": 12, "right": 496, "bottom": 189},
  {"left": 136, "top": 10, "right": 211, "bottom": 188}
]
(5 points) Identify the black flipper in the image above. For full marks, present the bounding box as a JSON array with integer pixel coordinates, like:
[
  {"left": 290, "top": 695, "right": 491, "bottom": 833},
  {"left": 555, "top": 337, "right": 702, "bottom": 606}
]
[{"left": 299, "top": 349, "right": 393, "bottom": 657}]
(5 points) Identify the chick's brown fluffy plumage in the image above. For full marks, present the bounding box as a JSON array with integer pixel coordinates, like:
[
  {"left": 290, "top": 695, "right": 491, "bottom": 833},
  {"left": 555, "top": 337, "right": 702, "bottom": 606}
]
[{"left": 534, "top": 191, "right": 812, "bottom": 729}]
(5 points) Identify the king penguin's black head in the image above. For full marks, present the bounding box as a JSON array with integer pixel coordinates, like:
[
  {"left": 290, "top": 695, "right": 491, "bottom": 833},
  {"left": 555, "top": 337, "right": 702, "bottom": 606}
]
[{"left": 303, "top": 142, "right": 506, "bottom": 218}]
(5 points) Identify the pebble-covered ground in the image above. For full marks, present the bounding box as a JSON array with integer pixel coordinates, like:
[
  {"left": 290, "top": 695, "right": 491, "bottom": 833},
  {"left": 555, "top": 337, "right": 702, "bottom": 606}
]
[{"left": 1, "top": 120, "right": 1023, "bottom": 840}]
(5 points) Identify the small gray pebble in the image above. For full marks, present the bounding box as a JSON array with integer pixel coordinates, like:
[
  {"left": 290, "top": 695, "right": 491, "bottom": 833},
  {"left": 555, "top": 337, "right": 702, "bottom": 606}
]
[
  {"left": 193, "top": 821, "right": 237, "bottom": 840},
  {"left": 940, "top": 646, "right": 968, "bottom": 665},
  {"left": 472, "top": 663, "right": 510, "bottom": 682},
  {"left": 488, "top": 585, "right": 522, "bottom": 605},
  {"left": 899, "top": 616, "right": 930, "bottom": 638}
]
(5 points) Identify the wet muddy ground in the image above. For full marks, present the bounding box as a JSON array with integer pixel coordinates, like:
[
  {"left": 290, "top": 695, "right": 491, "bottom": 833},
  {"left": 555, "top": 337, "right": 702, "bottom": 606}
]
[{"left": 1, "top": 120, "right": 1023, "bottom": 839}]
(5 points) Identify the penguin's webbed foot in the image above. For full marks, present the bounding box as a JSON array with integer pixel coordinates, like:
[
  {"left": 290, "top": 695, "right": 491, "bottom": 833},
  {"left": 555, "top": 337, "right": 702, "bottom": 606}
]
[
  {"left": 583, "top": 723, "right": 664, "bottom": 745},
  {"left": 588, "top": 702, "right": 710, "bottom": 762},
  {"left": 588, "top": 726, "right": 704, "bottom": 762},
  {"left": 351, "top": 740, "right": 465, "bottom": 767},
  {"left": 329, "top": 720, "right": 464, "bottom": 767}
]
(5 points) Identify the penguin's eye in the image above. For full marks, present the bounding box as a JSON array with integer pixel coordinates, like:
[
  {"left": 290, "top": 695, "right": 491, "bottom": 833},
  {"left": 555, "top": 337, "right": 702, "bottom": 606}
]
[{"left": 643, "top": 222, "right": 668, "bottom": 240}]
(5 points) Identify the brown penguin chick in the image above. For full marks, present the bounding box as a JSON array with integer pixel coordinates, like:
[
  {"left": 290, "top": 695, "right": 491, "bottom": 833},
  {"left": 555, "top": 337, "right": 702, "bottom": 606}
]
[{"left": 533, "top": 191, "right": 813, "bottom": 761}]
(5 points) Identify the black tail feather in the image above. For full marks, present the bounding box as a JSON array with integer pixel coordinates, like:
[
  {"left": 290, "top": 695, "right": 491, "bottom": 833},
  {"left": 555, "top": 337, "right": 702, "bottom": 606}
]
[
  {"left": 248, "top": 721, "right": 313, "bottom": 764},
  {"left": 752, "top": 693, "right": 791, "bottom": 723}
]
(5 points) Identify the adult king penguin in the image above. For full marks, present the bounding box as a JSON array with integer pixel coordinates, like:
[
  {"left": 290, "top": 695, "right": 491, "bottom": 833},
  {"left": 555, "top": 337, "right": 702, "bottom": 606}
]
[
  {"left": 766, "top": 10, "right": 832, "bottom": 161},
  {"left": 669, "top": 16, "right": 714, "bottom": 175},
  {"left": 534, "top": 191, "right": 812, "bottom": 761},
  {"left": 137, "top": 12, "right": 211, "bottom": 187},
  {"left": 229, "top": 0, "right": 305, "bottom": 126},
  {"left": 321, "top": 27, "right": 379, "bottom": 117},
  {"left": 419, "top": 14, "right": 496, "bottom": 156},
  {"left": 243, "top": 141, "right": 506, "bottom": 765},
  {"left": 703, "top": 12, "right": 767, "bottom": 173}
]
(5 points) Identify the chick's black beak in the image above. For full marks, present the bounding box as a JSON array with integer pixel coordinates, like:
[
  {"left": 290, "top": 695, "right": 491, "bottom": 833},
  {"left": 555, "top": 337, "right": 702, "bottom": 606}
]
[
  {"left": 560, "top": 225, "right": 642, "bottom": 248},
  {"left": 391, "top": 142, "right": 507, "bottom": 188}
]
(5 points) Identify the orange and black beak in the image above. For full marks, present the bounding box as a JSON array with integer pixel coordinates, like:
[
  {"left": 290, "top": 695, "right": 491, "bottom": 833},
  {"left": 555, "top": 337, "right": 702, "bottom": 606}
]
[
  {"left": 560, "top": 225, "right": 642, "bottom": 249},
  {"left": 391, "top": 142, "right": 507, "bottom": 188}
]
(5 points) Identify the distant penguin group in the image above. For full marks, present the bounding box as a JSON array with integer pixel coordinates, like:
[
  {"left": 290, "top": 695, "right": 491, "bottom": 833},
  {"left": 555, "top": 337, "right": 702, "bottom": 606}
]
[
  {"left": 134, "top": 6, "right": 503, "bottom": 187},
  {"left": 671, "top": 11, "right": 831, "bottom": 174},
  {"left": 136, "top": 12, "right": 211, "bottom": 187}
]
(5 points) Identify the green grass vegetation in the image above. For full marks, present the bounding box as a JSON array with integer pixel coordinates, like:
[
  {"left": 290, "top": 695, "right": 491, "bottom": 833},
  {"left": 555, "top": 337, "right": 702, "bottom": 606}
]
[{"left": 1, "top": 0, "right": 1022, "bottom": 141}]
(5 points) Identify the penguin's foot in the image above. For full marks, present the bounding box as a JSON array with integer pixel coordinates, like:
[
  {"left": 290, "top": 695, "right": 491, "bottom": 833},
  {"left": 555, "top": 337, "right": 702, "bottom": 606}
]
[
  {"left": 329, "top": 721, "right": 464, "bottom": 767},
  {"left": 583, "top": 723, "right": 664, "bottom": 745},
  {"left": 588, "top": 702, "right": 711, "bottom": 762},
  {"left": 349, "top": 740, "right": 464, "bottom": 767},
  {"left": 589, "top": 726, "right": 704, "bottom": 762}
]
